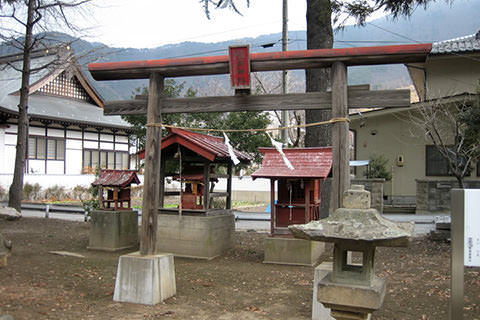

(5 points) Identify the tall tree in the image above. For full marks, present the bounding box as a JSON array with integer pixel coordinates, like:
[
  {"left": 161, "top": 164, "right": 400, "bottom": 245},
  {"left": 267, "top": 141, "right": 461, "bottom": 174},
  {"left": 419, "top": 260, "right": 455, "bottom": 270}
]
[
  {"left": 123, "top": 80, "right": 271, "bottom": 164},
  {"left": 407, "top": 94, "right": 480, "bottom": 188},
  {"left": 0, "top": 0, "right": 92, "bottom": 212}
]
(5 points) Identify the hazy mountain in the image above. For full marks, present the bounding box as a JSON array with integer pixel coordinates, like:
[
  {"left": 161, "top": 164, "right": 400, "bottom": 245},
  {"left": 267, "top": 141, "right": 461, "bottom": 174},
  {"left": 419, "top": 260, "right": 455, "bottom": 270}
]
[{"left": 2, "top": 0, "right": 479, "bottom": 100}]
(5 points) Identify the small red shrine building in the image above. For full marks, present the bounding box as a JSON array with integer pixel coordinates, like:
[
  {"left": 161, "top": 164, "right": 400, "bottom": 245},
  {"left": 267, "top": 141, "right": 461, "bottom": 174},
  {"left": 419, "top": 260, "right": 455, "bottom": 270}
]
[
  {"left": 92, "top": 170, "right": 140, "bottom": 210},
  {"left": 252, "top": 147, "right": 333, "bottom": 236},
  {"left": 155, "top": 128, "right": 251, "bottom": 213}
]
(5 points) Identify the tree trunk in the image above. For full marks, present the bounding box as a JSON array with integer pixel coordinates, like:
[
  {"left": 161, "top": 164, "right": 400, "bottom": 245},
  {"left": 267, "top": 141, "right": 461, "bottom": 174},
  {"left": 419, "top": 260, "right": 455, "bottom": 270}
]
[
  {"left": 305, "top": 0, "right": 334, "bottom": 217},
  {"left": 8, "top": 0, "right": 35, "bottom": 212}
]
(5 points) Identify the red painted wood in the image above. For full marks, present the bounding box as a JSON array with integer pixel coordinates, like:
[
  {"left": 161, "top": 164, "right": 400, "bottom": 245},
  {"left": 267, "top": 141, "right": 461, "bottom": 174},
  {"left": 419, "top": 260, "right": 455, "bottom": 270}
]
[
  {"left": 89, "top": 43, "right": 432, "bottom": 80},
  {"left": 229, "top": 45, "right": 251, "bottom": 89}
]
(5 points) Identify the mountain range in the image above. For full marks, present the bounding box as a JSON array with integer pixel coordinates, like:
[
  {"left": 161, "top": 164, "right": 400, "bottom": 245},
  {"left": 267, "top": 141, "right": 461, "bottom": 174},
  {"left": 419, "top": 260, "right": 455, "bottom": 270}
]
[{"left": 1, "top": 0, "right": 479, "bottom": 101}]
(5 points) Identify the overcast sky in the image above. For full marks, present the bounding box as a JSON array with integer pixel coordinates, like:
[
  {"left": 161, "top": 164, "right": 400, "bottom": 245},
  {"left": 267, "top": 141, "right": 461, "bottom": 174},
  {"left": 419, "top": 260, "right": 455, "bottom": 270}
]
[{"left": 85, "top": 1, "right": 309, "bottom": 48}]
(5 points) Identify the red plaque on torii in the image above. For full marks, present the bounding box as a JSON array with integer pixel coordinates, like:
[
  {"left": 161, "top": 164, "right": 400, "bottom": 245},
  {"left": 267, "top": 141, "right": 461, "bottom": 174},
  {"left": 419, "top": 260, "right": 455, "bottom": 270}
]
[{"left": 229, "top": 45, "right": 251, "bottom": 90}]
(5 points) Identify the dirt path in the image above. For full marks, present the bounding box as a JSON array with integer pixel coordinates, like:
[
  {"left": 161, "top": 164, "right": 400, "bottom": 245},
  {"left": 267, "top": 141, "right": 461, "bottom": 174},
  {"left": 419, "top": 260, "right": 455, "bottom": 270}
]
[{"left": 0, "top": 217, "right": 479, "bottom": 320}]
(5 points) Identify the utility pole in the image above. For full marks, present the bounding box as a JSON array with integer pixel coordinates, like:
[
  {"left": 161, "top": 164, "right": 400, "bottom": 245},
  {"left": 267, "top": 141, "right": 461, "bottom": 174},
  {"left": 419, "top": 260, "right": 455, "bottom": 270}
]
[{"left": 281, "top": 0, "right": 288, "bottom": 145}]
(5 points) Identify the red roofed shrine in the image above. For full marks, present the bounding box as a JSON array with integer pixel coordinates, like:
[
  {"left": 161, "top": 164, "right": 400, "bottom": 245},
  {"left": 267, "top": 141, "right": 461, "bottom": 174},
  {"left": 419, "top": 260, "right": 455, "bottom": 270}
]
[
  {"left": 159, "top": 128, "right": 250, "bottom": 213},
  {"left": 92, "top": 170, "right": 140, "bottom": 210},
  {"left": 252, "top": 148, "right": 333, "bottom": 236}
]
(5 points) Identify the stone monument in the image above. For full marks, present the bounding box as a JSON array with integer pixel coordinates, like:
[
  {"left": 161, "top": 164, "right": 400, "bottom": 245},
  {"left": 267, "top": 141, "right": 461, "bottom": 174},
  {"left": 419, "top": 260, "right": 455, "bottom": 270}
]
[{"left": 290, "top": 185, "right": 414, "bottom": 320}]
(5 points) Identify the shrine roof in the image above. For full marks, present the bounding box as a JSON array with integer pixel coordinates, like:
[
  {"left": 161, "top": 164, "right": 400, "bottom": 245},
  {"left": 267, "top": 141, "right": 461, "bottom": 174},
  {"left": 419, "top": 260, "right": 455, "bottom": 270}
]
[
  {"left": 92, "top": 170, "right": 140, "bottom": 188},
  {"left": 251, "top": 147, "right": 333, "bottom": 179},
  {"left": 159, "top": 128, "right": 251, "bottom": 163}
]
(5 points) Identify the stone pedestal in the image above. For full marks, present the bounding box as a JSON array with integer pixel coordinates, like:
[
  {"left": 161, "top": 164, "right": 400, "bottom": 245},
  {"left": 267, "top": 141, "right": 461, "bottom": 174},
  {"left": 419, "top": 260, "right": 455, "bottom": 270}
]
[
  {"left": 312, "top": 262, "right": 334, "bottom": 320},
  {"left": 317, "top": 272, "right": 385, "bottom": 320},
  {"left": 88, "top": 210, "right": 138, "bottom": 251},
  {"left": 156, "top": 212, "right": 234, "bottom": 259},
  {"left": 263, "top": 237, "right": 325, "bottom": 266},
  {"left": 113, "top": 252, "right": 176, "bottom": 305}
]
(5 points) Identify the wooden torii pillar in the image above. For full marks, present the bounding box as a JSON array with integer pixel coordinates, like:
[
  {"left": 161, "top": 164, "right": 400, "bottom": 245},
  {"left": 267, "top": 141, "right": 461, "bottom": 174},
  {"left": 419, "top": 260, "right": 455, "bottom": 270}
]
[{"left": 89, "top": 43, "right": 432, "bottom": 255}]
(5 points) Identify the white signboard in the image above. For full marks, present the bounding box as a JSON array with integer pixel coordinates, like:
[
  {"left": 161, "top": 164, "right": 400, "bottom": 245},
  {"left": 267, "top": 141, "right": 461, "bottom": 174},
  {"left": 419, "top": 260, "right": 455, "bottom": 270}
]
[{"left": 464, "top": 190, "right": 480, "bottom": 267}]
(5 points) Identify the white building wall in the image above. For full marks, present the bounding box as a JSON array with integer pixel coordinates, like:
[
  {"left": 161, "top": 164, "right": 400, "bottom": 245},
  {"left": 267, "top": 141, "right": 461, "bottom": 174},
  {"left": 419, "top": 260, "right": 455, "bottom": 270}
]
[
  {"left": 0, "top": 128, "right": 5, "bottom": 174},
  {"left": 66, "top": 134, "right": 83, "bottom": 174},
  {"left": 46, "top": 161, "right": 64, "bottom": 174},
  {"left": 3, "top": 128, "right": 16, "bottom": 174},
  {"left": 47, "top": 128, "right": 64, "bottom": 137}
]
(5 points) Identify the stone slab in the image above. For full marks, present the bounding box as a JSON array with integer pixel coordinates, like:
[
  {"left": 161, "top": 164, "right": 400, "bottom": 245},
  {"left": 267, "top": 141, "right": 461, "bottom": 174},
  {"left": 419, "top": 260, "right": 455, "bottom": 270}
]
[
  {"left": 113, "top": 252, "right": 176, "bottom": 305},
  {"left": 263, "top": 237, "right": 325, "bottom": 266},
  {"left": 88, "top": 210, "right": 138, "bottom": 252},
  {"left": 312, "top": 262, "right": 334, "bottom": 320},
  {"left": 317, "top": 272, "right": 386, "bottom": 314},
  {"left": 156, "top": 213, "right": 234, "bottom": 260}
]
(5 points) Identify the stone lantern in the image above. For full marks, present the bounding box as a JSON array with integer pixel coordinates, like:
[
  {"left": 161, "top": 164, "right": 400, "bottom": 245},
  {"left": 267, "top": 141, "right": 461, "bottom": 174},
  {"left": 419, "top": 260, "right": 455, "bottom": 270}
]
[{"left": 289, "top": 185, "right": 414, "bottom": 320}]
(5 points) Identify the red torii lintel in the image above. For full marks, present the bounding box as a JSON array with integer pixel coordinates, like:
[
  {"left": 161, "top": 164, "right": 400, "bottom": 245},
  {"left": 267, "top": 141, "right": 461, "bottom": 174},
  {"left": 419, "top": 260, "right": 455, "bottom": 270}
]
[{"left": 89, "top": 43, "right": 432, "bottom": 80}]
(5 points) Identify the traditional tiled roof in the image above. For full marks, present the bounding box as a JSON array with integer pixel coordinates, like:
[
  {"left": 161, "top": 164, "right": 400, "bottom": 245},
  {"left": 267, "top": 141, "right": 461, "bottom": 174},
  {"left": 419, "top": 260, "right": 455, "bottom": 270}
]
[
  {"left": 140, "top": 128, "right": 251, "bottom": 163},
  {"left": 92, "top": 170, "right": 140, "bottom": 188},
  {"left": 0, "top": 49, "right": 131, "bottom": 130},
  {"left": 431, "top": 31, "right": 480, "bottom": 54},
  {"left": 251, "top": 147, "right": 333, "bottom": 179}
]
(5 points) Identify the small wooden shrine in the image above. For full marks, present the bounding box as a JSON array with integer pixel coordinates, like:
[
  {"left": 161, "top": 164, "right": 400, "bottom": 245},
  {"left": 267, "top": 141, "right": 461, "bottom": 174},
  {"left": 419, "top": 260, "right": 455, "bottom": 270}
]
[
  {"left": 92, "top": 170, "right": 140, "bottom": 210},
  {"left": 140, "top": 127, "right": 251, "bottom": 214},
  {"left": 252, "top": 147, "right": 333, "bottom": 236}
]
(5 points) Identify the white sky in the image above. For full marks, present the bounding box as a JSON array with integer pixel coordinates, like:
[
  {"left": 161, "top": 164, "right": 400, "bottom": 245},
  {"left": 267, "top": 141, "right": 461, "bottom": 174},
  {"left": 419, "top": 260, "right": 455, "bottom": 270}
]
[{"left": 85, "top": 0, "right": 308, "bottom": 48}]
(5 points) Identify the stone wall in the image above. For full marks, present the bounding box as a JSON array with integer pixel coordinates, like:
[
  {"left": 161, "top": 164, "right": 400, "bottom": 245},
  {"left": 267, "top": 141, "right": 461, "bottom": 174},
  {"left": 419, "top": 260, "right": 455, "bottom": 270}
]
[
  {"left": 416, "top": 179, "right": 480, "bottom": 214},
  {"left": 156, "top": 211, "right": 234, "bottom": 259},
  {"left": 88, "top": 210, "right": 138, "bottom": 251},
  {"left": 351, "top": 179, "right": 385, "bottom": 213}
]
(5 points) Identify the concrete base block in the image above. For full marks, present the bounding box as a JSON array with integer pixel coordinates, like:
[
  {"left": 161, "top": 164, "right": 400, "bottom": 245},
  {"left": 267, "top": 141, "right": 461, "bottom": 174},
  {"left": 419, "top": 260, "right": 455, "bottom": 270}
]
[
  {"left": 263, "top": 237, "right": 325, "bottom": 266},
  {"left": 156, "top": 213, "right": 234, "bottom": 260},
  {"left": 113, "top": 252, "right": 176, "bottom": 305},
  {"left": 88, "top": 210, "right": 138, "bottom": 252},
  {"left": 312, "top": 262, "right": 334, "bottom": 320}
]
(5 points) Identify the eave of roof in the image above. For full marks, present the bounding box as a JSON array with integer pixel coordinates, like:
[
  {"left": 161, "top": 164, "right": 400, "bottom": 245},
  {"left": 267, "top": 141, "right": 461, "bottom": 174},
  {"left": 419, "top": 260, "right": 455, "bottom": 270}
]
[
  {"left": 91, "top": 170, "right": 140, "bottom": 188},
  {"left": 431, "top": 32, "right": 480, "bottom": 55},
  {"left": 252, "top": 147, "right": 333, "bottom": 179},
  {"left": 349, "top": 93, "right": 478, "bottom": 120},
  {"left": 161, "top": 128, "right": 251, "bottom": 163},
  {"left": 0, "top": 94, "right": 131, "bottom": 130}
]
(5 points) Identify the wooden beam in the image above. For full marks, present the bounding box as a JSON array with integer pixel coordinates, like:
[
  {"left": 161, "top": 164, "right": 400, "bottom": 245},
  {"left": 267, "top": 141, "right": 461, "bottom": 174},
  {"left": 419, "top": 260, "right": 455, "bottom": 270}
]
[
  {"left": 89, "top": 44, "right": 431, "bottom": 80},
  {"left": 140, "top": 73, "right": 163, "bottom": 256},
  {"left": 226, "top": 163, "right": 233, "bottom": 210},
  {"left": 203, "top": 162, "right": 210, "bottom": 210},
  {"left": 104, "top": 89, "right": 410, "bottom": 115},
  {"left": 331, "top": 62, "right": 350, "bottom": 212},
  {"left": 270, "top": 179, "right": 275, "bottom": 235}
]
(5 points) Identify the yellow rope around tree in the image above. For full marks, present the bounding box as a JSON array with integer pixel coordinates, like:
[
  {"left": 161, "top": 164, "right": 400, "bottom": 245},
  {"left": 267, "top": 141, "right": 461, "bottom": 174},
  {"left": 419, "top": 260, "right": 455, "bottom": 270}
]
[{"left": 145, "top": 117, "right": 350, "bottom": 133}]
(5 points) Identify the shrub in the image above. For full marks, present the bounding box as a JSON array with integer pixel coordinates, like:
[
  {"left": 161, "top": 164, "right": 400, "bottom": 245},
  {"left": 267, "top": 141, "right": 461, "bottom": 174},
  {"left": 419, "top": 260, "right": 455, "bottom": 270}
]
[
  {"left": 23, "top": 183, "right": 42, "bottom": 200},
  {"left": 364, "top": 154, "right": 392, "bottom": 181},
  {"left": 43, "top": 185, "right": 67, "bottom": 201},
  {"left": 72, "top": 185, "right": 90, "bottom": 200}
]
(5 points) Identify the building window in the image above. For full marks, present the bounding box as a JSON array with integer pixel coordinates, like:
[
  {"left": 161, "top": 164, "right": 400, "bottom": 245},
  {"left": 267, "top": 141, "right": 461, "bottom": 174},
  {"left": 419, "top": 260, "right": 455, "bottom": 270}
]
[
  {"left": 477, "top": 162, "right": 480, "bottom": 177},
  {"left": 28, "top": 136, "right": 65, "bottom": 160},
  {"left": 426, "top": 145, "right": 450, "bottom": 176},
  {"left": 83, "top": 149, "right": 128, "bottom": 173}
]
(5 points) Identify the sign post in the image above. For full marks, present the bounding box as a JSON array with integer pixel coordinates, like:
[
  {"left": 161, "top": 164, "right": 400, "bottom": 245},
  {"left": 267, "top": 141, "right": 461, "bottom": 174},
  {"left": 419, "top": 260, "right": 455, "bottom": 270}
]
[{"left": 450, "top": 189, "right": 480, "bottom": 320}]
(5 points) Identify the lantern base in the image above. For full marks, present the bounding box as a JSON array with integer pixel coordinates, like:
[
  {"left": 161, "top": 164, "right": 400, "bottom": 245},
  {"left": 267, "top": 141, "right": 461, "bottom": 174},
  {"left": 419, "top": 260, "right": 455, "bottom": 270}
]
[{"left": 317, "top": 271, "right": 386, "bottom": 319}]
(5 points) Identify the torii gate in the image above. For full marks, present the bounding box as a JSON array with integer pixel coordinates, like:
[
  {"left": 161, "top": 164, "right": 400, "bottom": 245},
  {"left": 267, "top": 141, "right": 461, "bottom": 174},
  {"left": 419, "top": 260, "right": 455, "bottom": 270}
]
[{"left": 89, "top": 43, "right": 431, "bottom": 256}]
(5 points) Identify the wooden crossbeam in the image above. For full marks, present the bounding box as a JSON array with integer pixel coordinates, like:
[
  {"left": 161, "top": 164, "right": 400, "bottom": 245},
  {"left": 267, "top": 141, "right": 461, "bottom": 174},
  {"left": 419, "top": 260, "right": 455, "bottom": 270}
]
[
  {"left": 104, "top": 89, "right": 410, "bottom": 115},
  {"left": 89, "top": 44, "right": 431, "bottom": 81}
]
